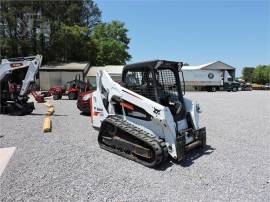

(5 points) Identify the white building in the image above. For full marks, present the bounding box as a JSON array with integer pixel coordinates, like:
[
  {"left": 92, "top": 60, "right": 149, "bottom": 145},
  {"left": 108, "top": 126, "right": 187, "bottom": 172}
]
[
  {"left": 86, "top": 65, "right": 124, "bottom": 87},
  {"left": 39, "top": 62, "right": 90, "bottom": 90}
]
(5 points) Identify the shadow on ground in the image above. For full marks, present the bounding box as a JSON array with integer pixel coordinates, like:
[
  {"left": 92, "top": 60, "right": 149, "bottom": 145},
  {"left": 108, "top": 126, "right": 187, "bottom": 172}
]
[
  {"left": 177, "top": 145, "right": 215, "bottom": 167},
  {"left": 30, "top": 113, "right": 68, "bottom": 117},
  {"left": 80, "top": 112, "right": 90, "bottom": 116},
  {"left": 157, "top": 145, "right": 215, "bottom": 170}
]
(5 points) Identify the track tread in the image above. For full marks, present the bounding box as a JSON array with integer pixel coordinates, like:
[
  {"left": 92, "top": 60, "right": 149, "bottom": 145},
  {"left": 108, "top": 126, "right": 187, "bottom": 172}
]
[{"left": 98, "top": 115, "right": 168, "bottom": 167}]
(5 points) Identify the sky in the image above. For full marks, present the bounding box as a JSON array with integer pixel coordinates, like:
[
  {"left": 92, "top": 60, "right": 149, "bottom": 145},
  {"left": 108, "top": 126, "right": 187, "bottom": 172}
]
[{"left": 96, "top": 0, "right": 270, "bottom": 76}]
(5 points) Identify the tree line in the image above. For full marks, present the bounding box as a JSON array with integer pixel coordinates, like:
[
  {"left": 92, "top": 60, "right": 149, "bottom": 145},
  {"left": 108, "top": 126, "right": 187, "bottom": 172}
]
[
  {"left": 0, "top": 0, "right": 131, "bottom": 65},
  {"left": 242, "top": 65, "right": 270, "bottom": 84}
]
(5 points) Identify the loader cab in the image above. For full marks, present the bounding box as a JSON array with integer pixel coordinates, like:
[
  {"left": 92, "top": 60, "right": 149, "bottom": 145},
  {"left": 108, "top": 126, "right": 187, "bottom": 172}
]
[
  {"left": 122, "top": 60, "right": 186, "bottom": 120},
  {"left": 0, "top": 67, "right": 28, "bottom": 100}
]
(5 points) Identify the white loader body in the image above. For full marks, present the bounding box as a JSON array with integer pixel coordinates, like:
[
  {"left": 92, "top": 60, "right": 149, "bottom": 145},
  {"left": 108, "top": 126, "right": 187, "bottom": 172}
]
[{"left": 91, "top": 70, "right": 202, "bottom": 160}]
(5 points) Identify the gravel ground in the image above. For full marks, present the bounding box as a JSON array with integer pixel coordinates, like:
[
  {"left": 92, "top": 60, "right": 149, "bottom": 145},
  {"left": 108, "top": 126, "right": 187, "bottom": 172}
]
[{"left": 0, "top": 91, "right": 269, "bottom": 201}]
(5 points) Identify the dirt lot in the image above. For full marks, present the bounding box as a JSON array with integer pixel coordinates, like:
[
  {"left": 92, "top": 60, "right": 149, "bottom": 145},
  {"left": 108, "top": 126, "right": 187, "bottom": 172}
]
[{"left": 0, "top": 91, "right": 269, "bottom": 201}]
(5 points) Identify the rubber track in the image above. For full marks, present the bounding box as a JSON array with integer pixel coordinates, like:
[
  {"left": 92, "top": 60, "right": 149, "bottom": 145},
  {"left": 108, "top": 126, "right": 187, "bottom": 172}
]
[{"left": 98, "top": 115, "right": 168, "bottom": 168}]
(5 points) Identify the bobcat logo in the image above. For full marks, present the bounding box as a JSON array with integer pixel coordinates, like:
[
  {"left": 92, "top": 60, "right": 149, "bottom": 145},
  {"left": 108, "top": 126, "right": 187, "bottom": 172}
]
[{"left": 153, "top": 108, "right": 161, "bottom": 115}]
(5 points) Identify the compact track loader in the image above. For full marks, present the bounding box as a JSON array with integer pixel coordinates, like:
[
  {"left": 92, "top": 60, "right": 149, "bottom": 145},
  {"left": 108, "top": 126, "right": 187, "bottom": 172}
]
[{"left": 91, "top": 60, "right": 206, "bottom": 167}]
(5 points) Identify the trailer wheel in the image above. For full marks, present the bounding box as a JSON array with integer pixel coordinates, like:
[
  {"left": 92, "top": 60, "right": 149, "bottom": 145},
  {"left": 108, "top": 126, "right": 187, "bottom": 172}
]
[
  {"left": 53, "top": 93, "right": 62, "bottom": 100},
  {"left": 232, "top": 87, "right": 238, "bottom": 92},
  {"left": 210, "top": 87, "right": 216, "bottom": 92},
  {"left": 68, "top": 92, "right": 77, "bottom": 100}
]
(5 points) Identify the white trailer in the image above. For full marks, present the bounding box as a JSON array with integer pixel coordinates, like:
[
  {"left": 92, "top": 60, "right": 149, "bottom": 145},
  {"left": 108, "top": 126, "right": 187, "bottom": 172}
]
[
  {"left": 182, "top": 69, "right": 222, "bottom": 86},
  {"left": 180, "top": 69, "right": 239, "bottom": 92}
]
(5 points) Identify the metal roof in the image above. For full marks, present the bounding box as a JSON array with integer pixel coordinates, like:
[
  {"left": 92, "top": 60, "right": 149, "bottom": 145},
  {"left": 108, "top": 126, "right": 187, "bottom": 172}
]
[
  {"left": 123, "top": 60, "right": 181, "bottom": 72},
  {"left": 40, "top": 62, "right": 89, "bottom": 71},
  {"left": 183, "top": 61, "right": 235, "bottom": 70},
  {"left": 182, "top": 65, "right": 202, "bottom": 70},
  {"left": 87, "top": 65, "right": 124, "bottom": 77}
]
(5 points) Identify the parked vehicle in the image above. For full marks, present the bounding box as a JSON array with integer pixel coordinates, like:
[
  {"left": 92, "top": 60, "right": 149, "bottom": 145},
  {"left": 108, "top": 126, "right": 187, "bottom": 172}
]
[
  {"left": 240, "top": 82, "right": 252, "bottom": 91},
  {"left": 77, "top": 91, "right": 92, "bottom": 114},
  {"left": 42, "top": 74, "right": 92, "bottom": 100},
  {"left": 263, "top": 83, "right": 270, "bottom": 90},
  {"left": 77, "top": 82, "right": 121, "bottom": 114},
  {"left": 252, "top": 83, "right": 265, "bottom": 90},
  {"left": 90, "top": 60, "right": 206, "bottom": 168},
  {"left": 0, "top": 55, "right": 43, "bottom": 115},
  {"left": 236, "top": 79, "right": 252, "bottom": 91},
  {"left": 181, "top": 69, "right": 240, "bottom": 92}
]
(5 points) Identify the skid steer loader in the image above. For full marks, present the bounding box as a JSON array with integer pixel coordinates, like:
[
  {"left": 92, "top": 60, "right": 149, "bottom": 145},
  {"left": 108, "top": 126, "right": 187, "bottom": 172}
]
[{"left": 91, "top": 60, "right": 206, "bottom": 167}]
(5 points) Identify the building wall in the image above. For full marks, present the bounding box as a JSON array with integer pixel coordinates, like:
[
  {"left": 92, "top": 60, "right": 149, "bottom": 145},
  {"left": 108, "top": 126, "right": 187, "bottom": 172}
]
[
  {"left": 86, "top": 75, "right": 121, "bottom": 87},
  {"left": 39, "top": 71, "right": 83, "bottom": 90},
  {"left": 39, "top": 72, "right": 52, "bottom": 90},
  {"left": 61, "top": 72, "right": 83, "bottom": 84}
]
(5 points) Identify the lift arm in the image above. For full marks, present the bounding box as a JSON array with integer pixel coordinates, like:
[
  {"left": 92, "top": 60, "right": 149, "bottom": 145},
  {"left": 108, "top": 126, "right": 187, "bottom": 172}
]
[{"left": 96, "top": 70, "right": 170, "bottom": 120}]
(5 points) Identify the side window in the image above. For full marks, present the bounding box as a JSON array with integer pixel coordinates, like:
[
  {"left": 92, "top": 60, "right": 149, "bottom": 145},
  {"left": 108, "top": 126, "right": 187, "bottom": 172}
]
[
  {"left": 157, "top": 69, "right": 179, "bottom": 103},
  {"left": 125, "top": 71, "right": 142, "bottom": 86},
  {"left": 124, "top": 70, "right": 156, "bottom": 101}
]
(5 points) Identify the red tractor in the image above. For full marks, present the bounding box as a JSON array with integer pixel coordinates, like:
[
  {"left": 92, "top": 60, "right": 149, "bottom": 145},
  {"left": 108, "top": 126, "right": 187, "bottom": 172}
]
[{"left": 43, "top": 75, "right": 92, "bottom": 100}]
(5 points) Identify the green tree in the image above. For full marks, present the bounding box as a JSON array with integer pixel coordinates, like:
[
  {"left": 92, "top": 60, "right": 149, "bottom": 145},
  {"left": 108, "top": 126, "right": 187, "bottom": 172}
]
[
  {"left": 0, "top": 0, "right": 101, "bottom": 63},
  {"left": 0, "top": 1, "right": 131, "bottom": 65},
  {"left": 91, "top": 21, "right": 131, "bottom": 65},
  {"left": 242, "top": 67, "right": 254, "bottom": 82},
  {"left": 51, "top": 24, "right": 96, "bottom": 62},
  {"left": 253, "top": 65, "right": 270, "bottom": 84}
]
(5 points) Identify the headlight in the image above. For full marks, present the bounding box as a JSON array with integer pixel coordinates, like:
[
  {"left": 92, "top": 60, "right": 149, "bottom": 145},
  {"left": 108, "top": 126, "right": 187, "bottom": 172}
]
[{"left": 82, "top": 94, "right": 91, "bottom": 101}]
